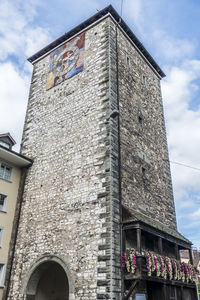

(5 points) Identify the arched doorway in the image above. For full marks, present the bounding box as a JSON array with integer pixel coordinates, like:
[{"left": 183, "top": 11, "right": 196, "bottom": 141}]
[{"left": 25, "top": 260, "right": 69, "bottom": 300}]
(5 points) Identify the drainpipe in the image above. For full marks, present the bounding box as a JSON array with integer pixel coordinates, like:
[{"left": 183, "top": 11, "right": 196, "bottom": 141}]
[{"left": 115, "top": 21, "right": 124, "bottom": 297}]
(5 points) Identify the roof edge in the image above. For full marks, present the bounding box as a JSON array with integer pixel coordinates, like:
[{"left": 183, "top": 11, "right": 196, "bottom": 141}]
[
  {"left": 0, "top": 145, "right": 33, "bottom": 166},
  {"left": 122, "top": 204, "right": 192, "bottom": 245},
  {"left": 28, "top": 5, "right": 165, "bottom": 78}
]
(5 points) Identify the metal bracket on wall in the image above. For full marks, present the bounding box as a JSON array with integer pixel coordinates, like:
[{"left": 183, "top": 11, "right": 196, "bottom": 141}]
[{"left": 110, "top": 109, "right": 119, "bottom": 118}]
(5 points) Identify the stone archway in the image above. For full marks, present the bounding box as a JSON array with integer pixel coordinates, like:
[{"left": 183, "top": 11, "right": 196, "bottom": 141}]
[{"left": 24, "top": 256, "right": 73, "bottom": 300}]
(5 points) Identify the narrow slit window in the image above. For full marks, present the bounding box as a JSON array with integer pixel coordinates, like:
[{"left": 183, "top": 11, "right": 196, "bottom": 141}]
[
  {"left": 142, "top": 167, "right": 147, "bottom": 181},
  {"left": 135, "top": 57, "right": 139, "bottom": 65},
  {"left": 142, "top": 75, "right": 147, "bottom": 87},
  {"left": 126, "top": 56, "right": 130, "bottom": 70},
  {"left": 138, "top": 115, "right": 143, "bottom": 126}
]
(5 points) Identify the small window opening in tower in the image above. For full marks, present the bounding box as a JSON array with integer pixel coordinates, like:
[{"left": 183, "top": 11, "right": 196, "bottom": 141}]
[
  {"left": 142, "top": 74, "right": 147, "bottom": 87},
  {"left": 126, "top": 55, "right": 130, "bottom": 70},
  {"left": 138, "top": 115, "right": 143, "bottom": 126},
  {"left": 142, "top": 153, "right": 146, "bottom": 161},
  {"left": 142, "top": 166, "right": 147, "bottom": 182},
  {"left": 135, "top": 56, "right": 139, "bottom": 65}
]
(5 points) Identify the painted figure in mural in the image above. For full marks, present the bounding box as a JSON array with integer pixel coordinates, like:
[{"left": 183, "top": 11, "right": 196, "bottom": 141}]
[{"left": 46, "top": 32, "right": 85, "bottom": 90}]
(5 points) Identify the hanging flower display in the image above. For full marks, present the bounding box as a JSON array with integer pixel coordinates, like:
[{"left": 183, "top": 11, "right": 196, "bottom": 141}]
[
  {"left": 171, "top": 259, "right": 178, "bottom": 280},
  {"left": 122, "top": 248, "right": 199, "bottom": 284},
  {"left": 122, "top": 248, "right": 137, "bottom": 274},
  {"left": 144, "top": 251, "right": 199, "bottom": 284}
]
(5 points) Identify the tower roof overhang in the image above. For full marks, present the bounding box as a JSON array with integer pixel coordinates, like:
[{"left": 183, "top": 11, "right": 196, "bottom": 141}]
[{"left": 28, "top": 5, "right": 165, "bottom": 78}]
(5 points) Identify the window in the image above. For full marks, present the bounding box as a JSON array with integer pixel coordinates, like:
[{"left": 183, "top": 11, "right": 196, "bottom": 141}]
[
  {"left": 142, "top": 74, "right": 147, "bottom": 87},
  {"left": 138, "top": 115, "right": 143, "bottom": 126},
  {"left": 0, "top": 194, "right": 8, "bottom": 212},
  {"left": 0, "top": 163, "right": 12, "bottom": 181},
  {"left": 0, "top": 141, "right": 9, "bottom": 149},
  {"left": 134, "top": 56, "right": 139, "bottom": 65},
  {"left": 0, "top": 264, "right": 5, "bottom": 286},
  {"left": 142, "top": 167, "right": 147, "bottom": 182},
  {"left": 0, "top": 228, "right": 2, "bottom": 246},
  {"left": 126, "top": 55, "right": 130, "bottom": 70}
]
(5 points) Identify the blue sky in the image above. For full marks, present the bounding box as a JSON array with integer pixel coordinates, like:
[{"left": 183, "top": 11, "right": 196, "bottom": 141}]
[{"left": 0, "top": 0, "right": 200, "bottom": 249}]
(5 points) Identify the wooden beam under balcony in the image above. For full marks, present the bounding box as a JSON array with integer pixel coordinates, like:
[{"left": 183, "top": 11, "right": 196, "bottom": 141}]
[
  {"left": 125, "top": 273, "right": 197, "bottom": 289},
  {"left": 122, "top": 280, "right": 139, "bottom": 300}
]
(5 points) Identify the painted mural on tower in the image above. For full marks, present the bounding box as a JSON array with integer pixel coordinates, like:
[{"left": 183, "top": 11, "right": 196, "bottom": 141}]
[{"left": 46, "top": 32, "right": 85, "bottom": 90}]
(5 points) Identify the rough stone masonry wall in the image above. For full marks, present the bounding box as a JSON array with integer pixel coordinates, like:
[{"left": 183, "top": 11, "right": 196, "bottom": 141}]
[
  {"left": 108, "top": 18, "right": 122, "bottom": 299},
  {"left": 115, "top": 23, "right": 177, "bottom": 230},
  {"left": 8, "top": 17, "right": 121, "bottom": 300}
]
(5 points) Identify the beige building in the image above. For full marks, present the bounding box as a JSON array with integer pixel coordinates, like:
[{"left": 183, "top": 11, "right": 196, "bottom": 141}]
[
  {"left": 0, "top": 133, "right": 32, "bottom": 300},
  {"left": 181, "top": 249, "right": 200, "bottom": 272}
]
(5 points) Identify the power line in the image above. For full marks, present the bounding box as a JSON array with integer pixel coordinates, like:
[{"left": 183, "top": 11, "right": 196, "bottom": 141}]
[
  {"left": 117, "top": 0, "right": 198, "bottom": 174},
  {"left": 168, "top": 160, "right": 200, "bottom": 171}
]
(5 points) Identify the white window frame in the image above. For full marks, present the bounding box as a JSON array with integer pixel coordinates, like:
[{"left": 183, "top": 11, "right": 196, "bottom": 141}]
[
  {"left": 0, "top": 193, "right": 8, "bottom": 212},
  {"left": 0, "top": 263, "right": 5, "bottom": 287},
  {"left": 0, "top": 162, "right": 12, "bottom": 181}
]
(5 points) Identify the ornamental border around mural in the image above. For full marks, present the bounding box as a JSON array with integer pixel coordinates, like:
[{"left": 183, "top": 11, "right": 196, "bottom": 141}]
[{"left": 46, "top": 32, "right": 85, "bottom": 90}]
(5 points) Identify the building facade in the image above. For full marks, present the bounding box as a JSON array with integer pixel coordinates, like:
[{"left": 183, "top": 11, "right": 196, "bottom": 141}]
[
  {"left": 7, "top": 5, "right": 198, "bottom": 300},
  {"left": 0, "top": 134, "right": 32, "bottom": 300}
]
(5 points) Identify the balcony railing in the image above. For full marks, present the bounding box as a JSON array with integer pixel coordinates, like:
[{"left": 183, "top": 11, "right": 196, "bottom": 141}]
[{"left": 122, "top": 248, "right": 199, "bottom": 284}]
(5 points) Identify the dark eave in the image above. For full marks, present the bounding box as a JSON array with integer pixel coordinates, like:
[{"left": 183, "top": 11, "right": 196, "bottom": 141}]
[
  {"left": 123, "top": 220, "right": 192, "bottom": 249},
  {"left": 122, "top": 204, "right": 192, "bottom": 247},
  {"left": 28, "top": 5, "right": 165, "bottom": 78}
]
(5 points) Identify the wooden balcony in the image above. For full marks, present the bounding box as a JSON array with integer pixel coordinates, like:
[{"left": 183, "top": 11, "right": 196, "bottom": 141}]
[
  {"left": 121, "top": 212, "right": 199, "bottom": 299},
  {"left": 122, "top": 250, "right": 199, "bottom": 300}
]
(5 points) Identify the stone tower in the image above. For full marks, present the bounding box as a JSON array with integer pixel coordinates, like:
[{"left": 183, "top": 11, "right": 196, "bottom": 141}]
[{"left": 6, "top": 5, "right": 197, "bottom": 300}]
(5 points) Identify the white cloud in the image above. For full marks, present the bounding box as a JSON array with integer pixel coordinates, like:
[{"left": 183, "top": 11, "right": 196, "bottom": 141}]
[
  {"left": 153, "top": 30, "right": 195, "bottom": 61},
  {"left": 0, "top": 0, "right": 51, "bottom": 61},
  {"left": 0, "top": 0, "right": 52, "bottom": 150},
  {"left": 123, "top": 0, "right": 143, "bottom": 30},
  {"left": 0, "top": 62, "right": 29, "bottom": 151},
  {"left": 161, "top": 58, "right": 200, "bottom": 247},
  {"left": 147, "top": 21, "right": 200, "bottom": 247},
  {"left": 162, "top": 60, "right": 200, "bottom": 198},
  {"left": 24, "top": 27, "right": 52, "bottom": 57},
  {"left": 190, "top": 208, "right": 200, "bottom": 219}
]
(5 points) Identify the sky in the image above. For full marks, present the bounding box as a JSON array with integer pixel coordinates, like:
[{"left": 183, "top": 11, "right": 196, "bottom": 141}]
[{"left": 0, "top": 0, "right": 200, "bottom": 249}]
